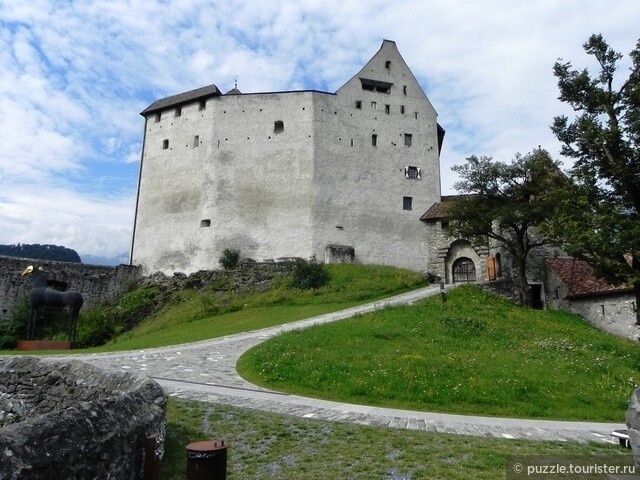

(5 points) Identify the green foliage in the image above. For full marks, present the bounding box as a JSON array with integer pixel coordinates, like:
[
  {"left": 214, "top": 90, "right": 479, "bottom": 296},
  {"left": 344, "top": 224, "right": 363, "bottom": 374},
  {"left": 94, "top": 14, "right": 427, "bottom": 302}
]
[
  {"left": 0, "top": 243, "right": 81, "bottom": 262},
  {"left": 238, "top": 284, "right": 640, "bottom": 422},
  {"left": 290, "top": 257, "right": 330, "bottom": 290},
  {"left": 218, "top": 248, "right": 240, "bottom": 270},
  {"left": 548, "top": 33, "right": 640, "bottom": 322},
  {"left": 76, "top": 309, "right": 114, "bottom": 348},
  {"left": 0, "top": 296, "right": 29, "bottom": 349},
  {"left": 446, "top": 149, "right": 570, "bottom": 305}
]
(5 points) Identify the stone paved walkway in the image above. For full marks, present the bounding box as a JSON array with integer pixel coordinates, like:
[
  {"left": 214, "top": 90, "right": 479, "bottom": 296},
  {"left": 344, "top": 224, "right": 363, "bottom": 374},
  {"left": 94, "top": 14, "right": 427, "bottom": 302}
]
[{"left": 47, "top": 285, "right": 624, "bottom": 444}]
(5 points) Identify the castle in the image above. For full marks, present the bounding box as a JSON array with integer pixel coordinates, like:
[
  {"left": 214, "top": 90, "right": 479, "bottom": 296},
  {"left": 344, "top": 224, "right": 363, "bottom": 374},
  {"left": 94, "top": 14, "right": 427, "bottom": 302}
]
[{"left": 131, "top": 40, "right": 448, "bottom": 276}]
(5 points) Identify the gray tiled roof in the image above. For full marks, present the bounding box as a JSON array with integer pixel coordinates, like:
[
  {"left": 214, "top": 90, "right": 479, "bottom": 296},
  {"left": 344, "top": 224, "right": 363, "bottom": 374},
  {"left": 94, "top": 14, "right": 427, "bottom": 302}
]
[{"left": 141, "top": 84, "right": 221, "bottom": 115}]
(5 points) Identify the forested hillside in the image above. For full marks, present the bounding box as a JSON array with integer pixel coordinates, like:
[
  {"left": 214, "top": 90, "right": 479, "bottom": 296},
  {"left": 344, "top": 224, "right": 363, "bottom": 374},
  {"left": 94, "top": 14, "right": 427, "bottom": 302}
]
[{"left": 0, "top": 244, "right": 81, "bottom": 263}]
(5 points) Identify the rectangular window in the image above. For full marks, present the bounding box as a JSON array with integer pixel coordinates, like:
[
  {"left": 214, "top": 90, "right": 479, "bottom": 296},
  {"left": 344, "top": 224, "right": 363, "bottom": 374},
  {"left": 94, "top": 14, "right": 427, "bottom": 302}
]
[
  {"left": 385, "top": 104, "right": 390, "bottom": 114},
  {"left": 193, "top": 135, "right": 199, "bottom": 148},
  {"left": 199, "top": 100, "right": 206, "bottom": 111},
  {"left": 154, "top": 112, "right": 161, "bottom": 123},
  {"left": 175, "top": 106, "right": 182, "bottom": 117},
  {"left": 162, "top": 139, "right": 169, "bottom": 150},
  {"left": 400, "top": 105, "right": 405, "bottom": 114},
  {"left": 404, "top": 133, "right": 413, "bottom": 147},
  {"left": 355, "top": 100, "right": 362, "bottom": 109},
  {"left": 372, "top": 134, "right": 377, "bottom": 146},
  {"left": 371, "top": 101, "right": 377, "bottom": 109},
  {"left": 403, "top": 196, "right": 413, "bottom": 211},
  {"left": 200, "top": 219, "right": 211, "bottom": 227},
  {"left": 414, "top": 112, "right": 419, "bottom": 120}
]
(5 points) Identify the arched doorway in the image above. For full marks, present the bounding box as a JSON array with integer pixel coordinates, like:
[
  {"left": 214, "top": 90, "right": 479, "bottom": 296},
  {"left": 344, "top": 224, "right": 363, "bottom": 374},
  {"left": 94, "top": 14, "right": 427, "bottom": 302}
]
[{"left": 452, "top": 257, "right": 476, "bottom": 283}]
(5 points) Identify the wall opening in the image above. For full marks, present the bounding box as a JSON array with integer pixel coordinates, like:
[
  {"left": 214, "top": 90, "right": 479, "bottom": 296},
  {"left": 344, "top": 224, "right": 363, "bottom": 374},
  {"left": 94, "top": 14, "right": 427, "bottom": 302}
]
[
  {"left": 274, "top": 120, "right": 284, "bottom": 133},
  {"left": 403, "top": 196, "right": 413, "bottom": 211},
  {"left": 200, "top": 219, "right": 211, "bottom": 227},
  {"left": 404, "top": 133, "right": 413, "bottom": 147},
  {"left": 162, "top": 139, "right": 169, "bottom": 150}
]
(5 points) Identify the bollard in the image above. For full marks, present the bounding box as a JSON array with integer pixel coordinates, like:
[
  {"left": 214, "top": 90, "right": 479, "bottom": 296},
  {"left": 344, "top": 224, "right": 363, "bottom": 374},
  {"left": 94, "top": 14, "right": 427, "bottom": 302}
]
[{"left": 186, "top": 440, "right": 228, "bottom": 480}]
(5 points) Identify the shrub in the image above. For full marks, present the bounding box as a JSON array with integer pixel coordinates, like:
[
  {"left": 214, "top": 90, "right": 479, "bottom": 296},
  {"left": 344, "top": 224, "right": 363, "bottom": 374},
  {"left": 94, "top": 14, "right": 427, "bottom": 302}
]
[
  {"left": 219, "top": 248, "right": 240, "bottom": 270},
  {"left": 0, "top": 296, "right": 29, "bottom": 349},
  {"left": 291, "top": 257, "right": 330, "bottom": 290}
]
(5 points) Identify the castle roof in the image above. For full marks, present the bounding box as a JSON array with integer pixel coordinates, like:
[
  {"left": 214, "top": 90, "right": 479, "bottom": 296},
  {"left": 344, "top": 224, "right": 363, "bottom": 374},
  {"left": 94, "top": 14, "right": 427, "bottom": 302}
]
[
  {"left": 546, "top": 257, "right": 631, "bottom": 299},
  {"left": 141, "top": 84, "right": 222, "bottom": 116}
]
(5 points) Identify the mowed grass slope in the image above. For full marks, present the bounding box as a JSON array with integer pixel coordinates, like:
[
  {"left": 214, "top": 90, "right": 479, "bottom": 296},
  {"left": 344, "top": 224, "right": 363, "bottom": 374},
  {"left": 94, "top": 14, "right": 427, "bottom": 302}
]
[
  {"left": 238, "top": 285, "right": 640, "bottom": 422},
  {"left": 86, "top": 264, "right": 426, "bottom": 352}
]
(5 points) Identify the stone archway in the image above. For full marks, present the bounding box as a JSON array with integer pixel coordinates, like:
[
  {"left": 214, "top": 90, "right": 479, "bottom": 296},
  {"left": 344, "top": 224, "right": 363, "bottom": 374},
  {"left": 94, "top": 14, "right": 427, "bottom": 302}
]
[{"left": 452, "top": 257, "right": 476, "bottom": 283}]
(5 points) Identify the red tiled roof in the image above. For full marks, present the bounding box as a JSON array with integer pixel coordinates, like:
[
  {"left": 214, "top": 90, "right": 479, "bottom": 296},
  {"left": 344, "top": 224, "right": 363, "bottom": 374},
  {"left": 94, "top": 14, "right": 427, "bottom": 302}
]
[{"left": 546, "top": 257, "right": 631, "bottom": 298}]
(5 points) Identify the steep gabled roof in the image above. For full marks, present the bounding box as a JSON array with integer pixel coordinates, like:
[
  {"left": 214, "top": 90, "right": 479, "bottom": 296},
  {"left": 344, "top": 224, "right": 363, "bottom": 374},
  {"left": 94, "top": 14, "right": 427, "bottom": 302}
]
[
  {"left": 141, "top": 84, "right": 222, "bottom": 116},
  {"left": 546, "top": 257, "right": 631, "bottom": 298}
]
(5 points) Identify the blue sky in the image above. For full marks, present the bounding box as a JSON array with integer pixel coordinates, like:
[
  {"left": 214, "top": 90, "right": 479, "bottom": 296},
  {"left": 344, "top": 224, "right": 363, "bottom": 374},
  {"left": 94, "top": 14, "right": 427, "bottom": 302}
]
[{"left": 1, "top": 0, "right": 639, "bottom": 262}]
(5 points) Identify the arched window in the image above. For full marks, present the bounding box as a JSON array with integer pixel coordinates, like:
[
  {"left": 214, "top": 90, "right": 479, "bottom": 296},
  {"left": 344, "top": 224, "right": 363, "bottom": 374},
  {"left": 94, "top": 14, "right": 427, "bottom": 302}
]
[{"left": 452, "top": 257, "right": 476, "bottom": 283}]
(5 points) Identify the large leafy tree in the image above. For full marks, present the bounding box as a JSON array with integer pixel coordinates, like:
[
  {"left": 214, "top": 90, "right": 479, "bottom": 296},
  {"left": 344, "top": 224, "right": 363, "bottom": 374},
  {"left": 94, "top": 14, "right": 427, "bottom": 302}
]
[
  {"left": 546, "top": 34, "right": 640, "bottom": 324},
  {"left": 445, "top": 149, "right": 567, "bottom": 307}
]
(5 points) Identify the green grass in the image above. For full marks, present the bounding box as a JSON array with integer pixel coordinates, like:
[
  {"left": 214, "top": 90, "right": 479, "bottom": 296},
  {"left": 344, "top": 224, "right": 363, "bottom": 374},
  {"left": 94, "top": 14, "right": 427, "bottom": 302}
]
[
  {"left": 161, "top": 397, "right": 630, "bottom": 480},
  {"left": 1, "top": 264, "right": 425, "bottom": 354},
  {"left": 238, "top": 285, "right": 640, "bottom": 422}
]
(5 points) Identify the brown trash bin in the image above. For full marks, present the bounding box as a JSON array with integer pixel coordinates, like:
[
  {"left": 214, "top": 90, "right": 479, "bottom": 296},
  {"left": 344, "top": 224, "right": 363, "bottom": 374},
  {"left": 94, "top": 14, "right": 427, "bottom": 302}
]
[{"left": 186, "top": 440, "right": 228, "bottom": 480}]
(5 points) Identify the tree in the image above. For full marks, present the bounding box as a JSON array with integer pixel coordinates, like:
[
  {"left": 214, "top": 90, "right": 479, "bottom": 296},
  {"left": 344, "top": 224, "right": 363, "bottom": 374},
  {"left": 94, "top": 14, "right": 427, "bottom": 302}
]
[
  {"left": 547, "top": 34, "right": 640, "bottom": 324},
  {"left": 445, "top": 149, "right": 568, "bottom": 307}
]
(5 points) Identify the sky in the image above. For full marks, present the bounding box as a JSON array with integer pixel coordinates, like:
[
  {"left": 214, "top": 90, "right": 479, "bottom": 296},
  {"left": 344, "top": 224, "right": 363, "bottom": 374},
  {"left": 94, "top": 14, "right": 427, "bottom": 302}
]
[{"left": 1, "top": 0, "right": 639, "bottom": 263}]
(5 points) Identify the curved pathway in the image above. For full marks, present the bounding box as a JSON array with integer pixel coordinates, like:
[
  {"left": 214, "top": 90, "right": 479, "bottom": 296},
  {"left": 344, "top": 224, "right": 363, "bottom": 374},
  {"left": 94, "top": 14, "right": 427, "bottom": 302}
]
[{"left": 46, "top": 285, "right": 623, "bottom": 444}]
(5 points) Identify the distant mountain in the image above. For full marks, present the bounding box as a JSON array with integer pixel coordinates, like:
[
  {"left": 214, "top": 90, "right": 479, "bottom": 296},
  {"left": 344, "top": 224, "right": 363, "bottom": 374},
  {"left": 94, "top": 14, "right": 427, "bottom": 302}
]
[
  {"left": 0, "top": 243, "right": 81, "bottom": 263},
  {"left": 81, "top": 252, "right": 129, "bottom": 266}
]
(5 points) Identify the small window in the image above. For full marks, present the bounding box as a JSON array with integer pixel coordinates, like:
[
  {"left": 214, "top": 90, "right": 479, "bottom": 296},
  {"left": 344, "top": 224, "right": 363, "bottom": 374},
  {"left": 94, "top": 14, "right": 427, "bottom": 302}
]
[
  {"left": 193, "top": 135, "right": 199, "bottom": 148},
  {"left": 371, "top": 101, "right": 377, "bottom": 109},
  {"left": 175, "top": 106, "right": 182, "bottom": 117},
  {"left": 162, "top": 139, "right": 169, "bottom": 150},
  {"left": 400, "top": 105, "right": 405, "bottom": 114},
  {"left": 403, "top": 196, "right": 413, "bottom": 211},
  {"left": 385, "top": 60, "right": 391, "bottom": 69},
  {"left": 385, "top": 105, "right": 390, "bottom": 114},
  {"left": 355, "top": 100, "right": 362, "bottom": 109},
  {"left": 154, "top": 112, "right": 161, "bottom": 123},
  {"left": 404, "top": 166, "right": 421, "bottom": 179},
  {"left": 200, "top": 219, "right": 211, "bottom": 228},
  {"left": 274, "top": 120, "right": 284, "bottom": 133},
  {"left": 414, "top": 112, "right": 419, "bottom": 120},
  {"left": 403, "top": 85, "right": 407, "bottom": 95},
  {"left": 441, "top": 219, "right": 449, "bottom": 230},
  {"left": 199, "top": 100, "right": 206, "bottom": 111},
  {"left": 372, "top": 134, "right": 377, "bottom": 146},
  {"left": 404, "top": 133, "right": 413, "bottom": 147}
]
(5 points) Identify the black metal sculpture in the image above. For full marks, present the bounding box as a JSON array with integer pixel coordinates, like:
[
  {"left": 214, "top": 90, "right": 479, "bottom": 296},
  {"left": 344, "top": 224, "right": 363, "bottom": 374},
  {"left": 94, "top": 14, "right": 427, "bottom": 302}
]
[{"left": 21, "top": 266, "right": 84, "bottom": 342}]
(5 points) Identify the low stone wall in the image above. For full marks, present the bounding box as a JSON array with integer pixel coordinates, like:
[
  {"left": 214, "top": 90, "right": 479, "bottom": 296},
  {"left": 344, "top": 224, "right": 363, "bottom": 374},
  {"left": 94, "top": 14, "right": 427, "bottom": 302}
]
[
  {"left": 0, "top": 356, "right": 166, "bottom": 479},
  {"left": 627, "top": 387, "right": 640, "bottom": 468},
  {"left": 0, "top": 255, "right": 142, "bottom": 322}
]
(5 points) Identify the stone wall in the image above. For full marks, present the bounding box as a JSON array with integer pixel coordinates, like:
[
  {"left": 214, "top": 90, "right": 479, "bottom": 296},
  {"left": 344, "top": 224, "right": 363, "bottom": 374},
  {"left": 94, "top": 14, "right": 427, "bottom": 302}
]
[
  {"left": 0, "top": 356, "right": 166, "bottom": 479},
  {"left": 0, "top": 255, "right": 141, "bottom": 322}
]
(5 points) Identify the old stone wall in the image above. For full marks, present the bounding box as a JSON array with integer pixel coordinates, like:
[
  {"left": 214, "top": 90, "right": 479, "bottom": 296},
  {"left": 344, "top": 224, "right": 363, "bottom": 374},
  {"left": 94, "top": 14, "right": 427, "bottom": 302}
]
[
  {"left": 0, "top": 356, "right": 166, "bottom": 479},
  {"left": 0, "top": 255, "right": 141, "bottom": 322}
]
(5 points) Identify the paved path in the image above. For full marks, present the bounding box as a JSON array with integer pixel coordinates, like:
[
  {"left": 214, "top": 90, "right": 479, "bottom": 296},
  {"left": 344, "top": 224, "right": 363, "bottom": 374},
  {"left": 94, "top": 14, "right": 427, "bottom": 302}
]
[{"left": 47, "top": 285, "right": 624, "bottom": 444}]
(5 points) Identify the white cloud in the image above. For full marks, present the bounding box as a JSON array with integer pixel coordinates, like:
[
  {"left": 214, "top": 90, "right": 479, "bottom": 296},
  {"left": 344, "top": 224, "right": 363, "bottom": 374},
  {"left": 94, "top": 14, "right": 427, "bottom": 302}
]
[{"left": 1, "top": 0, "right": 638, "bottom": 257}]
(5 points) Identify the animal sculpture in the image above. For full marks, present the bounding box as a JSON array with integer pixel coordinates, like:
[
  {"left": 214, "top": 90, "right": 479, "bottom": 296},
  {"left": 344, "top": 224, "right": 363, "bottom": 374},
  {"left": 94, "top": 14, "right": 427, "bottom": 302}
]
[{"left": 21, "top": 265, "right": 84, "bottom": 342}]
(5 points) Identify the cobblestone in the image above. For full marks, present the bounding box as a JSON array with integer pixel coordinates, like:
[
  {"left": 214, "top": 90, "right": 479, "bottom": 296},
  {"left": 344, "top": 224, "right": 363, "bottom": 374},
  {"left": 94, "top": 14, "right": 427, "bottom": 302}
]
[{"left": 50, "top": 285, "right": 624, "bottom": 444}]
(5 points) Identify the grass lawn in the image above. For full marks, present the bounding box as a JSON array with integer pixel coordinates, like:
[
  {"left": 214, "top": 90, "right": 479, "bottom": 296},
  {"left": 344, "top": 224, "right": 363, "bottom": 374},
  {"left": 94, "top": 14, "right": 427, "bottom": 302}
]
[
  {"left": 161, "top": 397, "right": 631, "bottom": 480},
  {"left": 238, "top": 285, "right": 640, "bottom": 422}
]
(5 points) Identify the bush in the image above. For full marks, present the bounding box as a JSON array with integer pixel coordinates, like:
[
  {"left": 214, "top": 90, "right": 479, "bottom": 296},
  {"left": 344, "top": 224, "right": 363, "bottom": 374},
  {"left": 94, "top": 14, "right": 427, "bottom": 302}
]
[
  {"left": 219, "top": 248, "right": 240, "bottom": 270},
  {"left": 291, "top": 257, "right": 330, "bottom": 290},
  {"left": 0, "top": 296, "right": 29, "bottom": 349},
  {"left": 76, "top": 309, "right": 115, "bottom": 348}
]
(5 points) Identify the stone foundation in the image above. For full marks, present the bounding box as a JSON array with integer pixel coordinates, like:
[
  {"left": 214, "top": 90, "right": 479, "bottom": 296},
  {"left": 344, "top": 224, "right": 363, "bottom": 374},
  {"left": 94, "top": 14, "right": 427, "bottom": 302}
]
[{"left": 0, "top": 356, "right": 166, "bottom": 479}]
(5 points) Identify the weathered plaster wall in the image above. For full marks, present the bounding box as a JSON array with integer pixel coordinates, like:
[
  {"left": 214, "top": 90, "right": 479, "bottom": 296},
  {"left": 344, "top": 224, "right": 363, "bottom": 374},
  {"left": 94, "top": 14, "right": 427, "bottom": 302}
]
[
  {"left": 132, "top": 40, "right": 442, "bottom": 275},
  {"left": 0, "top": 356, "right": 165, "bottom": 479},
  {"left": 0, "top": 255, "right": 141, "bottom": 322}
]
